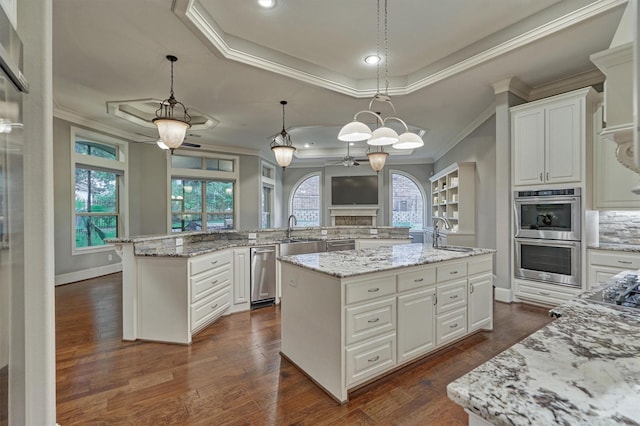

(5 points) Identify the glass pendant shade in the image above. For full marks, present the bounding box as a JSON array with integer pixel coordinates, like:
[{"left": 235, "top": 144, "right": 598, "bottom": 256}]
[
  {"left": 156, "top": 139, "right": 169, "bottom": 150},
  {"left": 154, "top": 118, "right": 190, "bottom": 150},
  {"left": 367, "top": 126, "right": 398, "bottom": 146},
  {"left": 338, "top": 121, "right": 372, "bottom": 142},
  {"left": 392, "top": 131, "right": 424, "bottom": 149},
  {"left": 367, "top": 150, "right": 388, "bottom": 172},
  {"left": 271, "top": 145, "right": 296, "bottom": 168}
]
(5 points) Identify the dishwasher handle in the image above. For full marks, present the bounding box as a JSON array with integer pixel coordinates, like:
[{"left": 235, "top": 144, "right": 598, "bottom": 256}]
[{"left": 252, "top": 249, "right": 276, "bottom": 254}]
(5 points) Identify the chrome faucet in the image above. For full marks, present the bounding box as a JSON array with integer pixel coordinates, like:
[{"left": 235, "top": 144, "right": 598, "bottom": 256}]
[
  {"left": 432, "top": 217, "right": 451, "bottom": 248},
  {"left": 287, "top": 214, "right": 297, "bottom": 239}
]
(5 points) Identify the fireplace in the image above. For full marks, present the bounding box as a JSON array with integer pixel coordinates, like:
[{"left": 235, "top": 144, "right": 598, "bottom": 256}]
[{"left": 329, "top": 206, "right": 378, "bottom": 226}]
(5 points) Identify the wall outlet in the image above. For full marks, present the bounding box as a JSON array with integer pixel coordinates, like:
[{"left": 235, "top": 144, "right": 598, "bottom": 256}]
[
  {"left": 248, "top": 233, "right": 257, "bottom": 240},
  {"left": 321, "top": 229, "right": 328, "bottom": 236},
  {"left": 370, "top": 229, "right": 378, "bottom": 235},
  {"left": 176, "top": 237, "right": 184, "bottom": 246},
  {"left": 108, "top": 254, "right": 113, "bottom": 262}
]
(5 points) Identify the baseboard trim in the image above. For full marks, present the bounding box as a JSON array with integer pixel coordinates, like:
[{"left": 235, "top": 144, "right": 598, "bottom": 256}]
[
  {"left": 494, "top": 287, "right": 513, "bottom": 303},
  {"left": 55, "top": 263, "right": 122, "bottom": 286}
]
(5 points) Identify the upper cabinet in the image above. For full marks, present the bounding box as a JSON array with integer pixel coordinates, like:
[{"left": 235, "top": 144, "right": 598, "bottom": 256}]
[{"left": 511, "top": 87, "right": 597, "bottom": 187}]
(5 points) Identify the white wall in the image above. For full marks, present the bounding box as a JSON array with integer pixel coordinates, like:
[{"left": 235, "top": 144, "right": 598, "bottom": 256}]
[{"left": 434, "top": 116, "right": 497, "bottom": 251}]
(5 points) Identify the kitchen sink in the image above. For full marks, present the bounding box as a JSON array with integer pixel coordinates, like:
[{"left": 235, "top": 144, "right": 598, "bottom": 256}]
[
  {"left": 436, "top": 246, "right": 475, "bottom": 253},
  {"left": 279, "top": 239, "right": 326, "bottom": 256}
]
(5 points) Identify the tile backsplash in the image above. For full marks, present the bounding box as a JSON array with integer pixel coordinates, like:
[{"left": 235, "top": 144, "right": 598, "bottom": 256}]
[{"left": 599, "top": 211, "right": 640, "bottom": 244}]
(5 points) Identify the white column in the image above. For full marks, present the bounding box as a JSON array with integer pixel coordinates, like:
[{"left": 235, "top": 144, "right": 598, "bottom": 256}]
[{"left": 19, "top": 0, "right": 57, "bottom": 424}]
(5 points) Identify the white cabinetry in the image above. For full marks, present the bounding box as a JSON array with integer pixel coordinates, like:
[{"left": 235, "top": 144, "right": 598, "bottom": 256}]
[
  {"left": 587, "top": 249, "right": 640, "bottom": 290},
  {"left": 511, "top": 87, "right": 596, "bottom": 187},
  {"left": 231, "top": 248, "right": 250, "bottom": 312},
  {"left": 280, "top": 252, "right": 494, "bottom": 403},
  {"left": 189, "top": 251, "right": 232, "bottom": 335},
  {"left": 430, "top": 162, "right": 476, "bottom": 245}
]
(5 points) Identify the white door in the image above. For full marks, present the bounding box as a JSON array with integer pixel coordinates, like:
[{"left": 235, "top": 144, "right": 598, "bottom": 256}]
[
  {"left": 513, "top": 108, "right": 545, "bottom": 186},
  {"left": 545, "top": 98, "right": 581, "bottom": 184},
  {"left": 397, "top": 288, "right": 436, "bottom": 363},
  {"left": 468, "top": 272, "right": 493, "bottom": 332}
]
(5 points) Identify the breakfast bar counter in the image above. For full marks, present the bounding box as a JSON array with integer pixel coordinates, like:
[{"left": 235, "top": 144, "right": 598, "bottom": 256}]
[{"left": 447, "top": 296, "right": 640, "bottom": 425}]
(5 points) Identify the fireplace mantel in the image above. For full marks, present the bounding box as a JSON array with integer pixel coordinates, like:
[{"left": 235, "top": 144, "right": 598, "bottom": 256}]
[{"left": 329, "top": 206, "right": 378, "bottom": 226}]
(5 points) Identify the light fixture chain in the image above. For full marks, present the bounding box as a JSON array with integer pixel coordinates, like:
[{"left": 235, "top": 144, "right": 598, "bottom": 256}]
[
  {"left": 384, "top": 0, "right": 389, "bottom": 95},
  {"left": 170, "top": 58, "right": 175, "bottom": 97},
  {"left": 282, "top": 102, "right": 286, "bottom": 131},
  {"left": 376, "top": 0, "right": 380, "bottom": 95}
]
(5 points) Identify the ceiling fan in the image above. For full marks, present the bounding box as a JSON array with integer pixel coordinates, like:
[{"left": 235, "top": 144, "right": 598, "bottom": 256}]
[
  {"left": 330, "top": 143, "right": 368, "bottom": 167},
  {"left": 133, "top": 132, "right": 202, "bottom": 150}
]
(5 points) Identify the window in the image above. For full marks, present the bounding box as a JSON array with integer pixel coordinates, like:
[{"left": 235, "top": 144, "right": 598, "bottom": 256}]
[
  {"left": 290, "top": 174, "right": 321, "bottom": 227},
  {"left": 391, "top": 172, "right": 424, "bottom": 230},
  {"left": 261, "top": 162, "right": 276, "bottom": 229},
  {"left": 169, "top": 152, "right": 239, "bottom": 233},
  {"left": 72, "top": 128, "right": 127, "bottom": 252}
]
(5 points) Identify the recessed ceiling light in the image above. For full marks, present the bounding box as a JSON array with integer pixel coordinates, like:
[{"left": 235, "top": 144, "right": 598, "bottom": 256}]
[
  {"left": 364, "top": 55, "right": 381, "bottom": 65},
  {"left": 258, "top": 0, "right": 276, "bottom": 8},
  {"left": 304, "top": 143, "right": 310, "bottom": 148}
]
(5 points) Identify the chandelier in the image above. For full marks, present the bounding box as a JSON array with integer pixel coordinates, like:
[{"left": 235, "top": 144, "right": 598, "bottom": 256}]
[
  {"left": 338, "top": 0, "right": 424, "bottom": 171},
  {"left": 270, "top": 100, "right": 296, "bottom": 169},
  {"left": 152, "top": 55, "right": 192, "bottom": 153}
]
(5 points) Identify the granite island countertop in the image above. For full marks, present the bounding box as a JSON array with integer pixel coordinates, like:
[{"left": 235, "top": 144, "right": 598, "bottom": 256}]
[
  {"left": 447, "top": 297, "right": 640, "bottom": 425},
  {"left": 279, "top": 243, "right": 495, "bottom": 278}
]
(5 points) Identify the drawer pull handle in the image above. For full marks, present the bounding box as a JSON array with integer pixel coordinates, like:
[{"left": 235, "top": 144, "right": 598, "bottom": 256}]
[
  {"left": 450, "top": 295, "right": 458, "bottom": 299},
  {"left": 449, "top": 323, "right": 458, "bottom": 329},
  {"left": 546, "top": 172, "right": 549, "bottom": 181},
  {"left": 368, "top": 318, "right": 380, "bottom": 323},
  {"left": 211, "top": 260, "right": 218, "bottom": 265},
  {"left": 368, "top": 287, "right": 380, "bottom": 293},
  {"left": 414, "top": 278, "right": 424, "bottom": 282},
  {"left": 368, "top": 355, "right": 380, "bottom": 363},
  {"left": 539, "top": 291, "right": 550, "bottom": 296},
  {"left": 618, "top": 260, "right": 632, "bottom": 265},
  {"left": 211, "top": 280, "right": 218, "bottom": 285},
  {"left": 450, "top": 271, "right": 458, "bottom": 275},
  {"left": 539, "top": 172, "right": 543, "bottom": 181},
  {"left": 433, "top": 295, "right": 438, "bottom": 305},
  {"left": 470, "top": 283, "right": 474, "bottom": 294},
  {"left": 211, "top": 304, "right": 218, "bottom": 310}
]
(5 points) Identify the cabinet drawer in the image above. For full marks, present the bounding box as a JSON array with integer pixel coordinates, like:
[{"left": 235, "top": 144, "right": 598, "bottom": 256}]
[
  {"left": 345, "top": 276, "right": 395, "bottom": 305},
  {"left": 468, "top": 256, "right": 492, "bottom": 276},
  {"left": 397, "top": 267, "right": 436, "bottom": 293},
  {"left": 189, "top": 250, "right": 232, "bottom": 277},
  {"left": 589, "top": 250, "right": 640, "bottom": 269},
  {"left": 436, "top": 278, "right": 467, "bottom": 314},
  {"left": 514, "top": 280, "right": 578, "bottom": 305},
  {"left": 346, "top": 297, "right": 396, "bottom": 345},
  {"left": 190, "top": 267, "right": 231, "bottom": 303},
  {"left": 191, "top": 287, "right": 230, "bottom": 332},
  {"left": 346, "top": 333, "right": 396, "bottom": 387},
  {"left": 437, "top": 262, "right": 467, "bottom": 282},
  {"left": 436, "top": 308, "right": 467, "bottom": 346}
]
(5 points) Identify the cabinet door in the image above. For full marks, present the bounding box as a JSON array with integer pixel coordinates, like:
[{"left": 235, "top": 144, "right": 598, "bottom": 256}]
[
  {"left": 545, "top": 98, "right": 581, "bottom": 183},
  {"left": 468, "top": 272, "right": 493, "bottom": 332},
  {"left": 588, "top": 266, "right": 622, "bottom": 290},
  {"left": 233, "top": 248, "right": 250, "bottom": 305},
  {"left": 397, "top": 288, "right": 436, "bottom": 363},
  {"left": 513, "top": 108, "right": 545, "bottom": 186},
  {"left": 593, "top": 135, "right": 640, "bottom": 209}
]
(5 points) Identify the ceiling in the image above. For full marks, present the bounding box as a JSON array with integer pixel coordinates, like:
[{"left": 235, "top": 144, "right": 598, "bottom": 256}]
[{"left": 52, "top": 0, "right": 627, "bottom": 166}]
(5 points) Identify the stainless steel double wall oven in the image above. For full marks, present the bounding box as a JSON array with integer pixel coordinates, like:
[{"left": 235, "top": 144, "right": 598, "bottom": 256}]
[{"left": 514, "top": 188, "right": 581, "bottom": 287}]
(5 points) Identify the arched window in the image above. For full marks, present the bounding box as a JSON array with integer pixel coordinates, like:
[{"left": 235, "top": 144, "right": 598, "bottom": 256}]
[
  {"left": 290, "top": 174, "right": 321, "bottom": 227},
  {"left": 391, "top": 172, "right": 425, "bottom": 230}
]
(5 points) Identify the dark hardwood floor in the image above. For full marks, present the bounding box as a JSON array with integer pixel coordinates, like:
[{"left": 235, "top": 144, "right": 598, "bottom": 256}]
[{"left": 55, "top": 273, "right": 553, "bottom": 425}]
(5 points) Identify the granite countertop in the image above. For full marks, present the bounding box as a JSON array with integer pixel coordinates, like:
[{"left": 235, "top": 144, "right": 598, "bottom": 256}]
[
  {"left": 588, "top": 243, "right": 640, "bottom": 253},
  {"left": 133, "top": 239, "right": 262, "bottom": 257},
  {"left": 279, "top": 243, "right": 495, "bottom": 278},
  {"left": 447, "top": 297, "right": 640, "bottom": 425}
]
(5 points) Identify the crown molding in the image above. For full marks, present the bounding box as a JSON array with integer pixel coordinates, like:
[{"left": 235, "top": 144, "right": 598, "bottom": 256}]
[
  {"left": 528, "top": 68, "right": 604, "bottom": 101},
  {"left": 173, "top": 0, "right": 627, "bottom": 98},
  {"left": 590, "top": 41, "right": 633, "bottom": 70},
  {"left": 490, "top": 76, "right": 531, "bottom": 99},
  {"left": 54, "top": 107, "right": 146, "bottom": 142}
]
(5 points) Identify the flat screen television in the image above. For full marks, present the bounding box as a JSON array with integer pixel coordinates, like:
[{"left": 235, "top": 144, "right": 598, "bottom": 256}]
[{"left": 331, "top": 175, "right": 378, "bottom": 205}]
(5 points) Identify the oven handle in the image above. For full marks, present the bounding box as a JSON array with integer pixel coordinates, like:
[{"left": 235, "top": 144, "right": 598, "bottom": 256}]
[
  {"left": 514, "top": 196, "right": 579, "bottom": 204},
  {"left": 514, "top": 237, "right": 580, "bottom": 248}
]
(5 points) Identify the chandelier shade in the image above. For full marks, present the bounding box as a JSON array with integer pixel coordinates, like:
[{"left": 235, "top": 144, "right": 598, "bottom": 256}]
[
  {"left": 367, "top": 150, "right": 388, "bottom": 173},
  {"left": 368, "top": 126, "right": 398, "bottom": 146},
  {"left": 153, "top": 55, "right": 192, "bottom": 153},
  {"left": 393, "top": 131, "right": 424, "bottom": 149},
  {"left": 338, "top": 121, "right": 372, "bottom": 142}
]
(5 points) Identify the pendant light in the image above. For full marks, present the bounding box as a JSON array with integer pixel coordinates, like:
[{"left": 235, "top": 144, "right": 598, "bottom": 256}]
[
  {"left": 270, "top": 100, "right": 296, "bottom": 169},
  {"left": 338, "top": 0, "right": 423, "bottom": 169},
  {"left": 367, "top": 147, "right": 389, "bottom": 173},
  {"left": 152, "top": 55, "right": 192, "bottom": 153}
]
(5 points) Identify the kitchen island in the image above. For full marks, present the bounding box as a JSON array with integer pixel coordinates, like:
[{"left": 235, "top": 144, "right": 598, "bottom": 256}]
[
  {"left": 279, "top": 243, "right": 495, "bottom": 403},
  {"left": 447, "top": 296, "right": 640, "bottom": 425}
]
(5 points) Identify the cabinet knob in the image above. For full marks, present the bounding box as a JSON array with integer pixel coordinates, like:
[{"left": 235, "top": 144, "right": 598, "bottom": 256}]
[{"left": 210, "top": 280, "right": 218, "bottom": 285}]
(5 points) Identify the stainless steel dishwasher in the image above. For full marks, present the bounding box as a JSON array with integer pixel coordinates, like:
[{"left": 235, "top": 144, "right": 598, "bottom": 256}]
[{"left": 250, "top": 246, "right": 277, "bottom": 307}]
